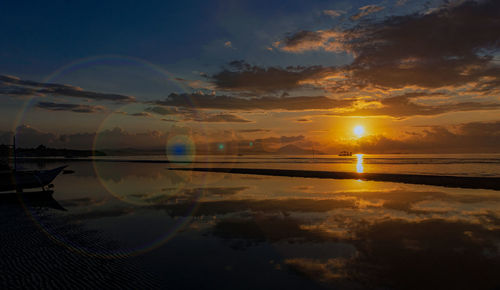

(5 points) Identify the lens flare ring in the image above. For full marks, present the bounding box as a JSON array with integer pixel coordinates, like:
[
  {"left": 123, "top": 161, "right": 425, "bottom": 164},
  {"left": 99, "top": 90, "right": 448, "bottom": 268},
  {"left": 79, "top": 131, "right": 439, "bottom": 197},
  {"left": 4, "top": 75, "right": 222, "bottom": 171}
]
[{"left": 14, "top": 55, "right": 207, "bottom": 258}]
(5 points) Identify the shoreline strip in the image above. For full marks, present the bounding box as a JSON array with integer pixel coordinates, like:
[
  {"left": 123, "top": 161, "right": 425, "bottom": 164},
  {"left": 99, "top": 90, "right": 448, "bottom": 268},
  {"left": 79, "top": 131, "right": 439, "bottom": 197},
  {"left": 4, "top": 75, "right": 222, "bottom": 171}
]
[{"left": 169, "top": 167, "right": 500, "bottom": 191}]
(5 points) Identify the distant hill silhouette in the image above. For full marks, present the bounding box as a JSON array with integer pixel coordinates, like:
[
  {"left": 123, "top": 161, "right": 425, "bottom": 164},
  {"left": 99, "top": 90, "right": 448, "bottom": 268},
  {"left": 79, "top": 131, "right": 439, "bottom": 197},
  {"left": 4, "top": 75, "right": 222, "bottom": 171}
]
[
  {"left": 275, "top": 144, "right": 323, "bottom": 155},
  {"left": 0, "top": 143, "right": 322, "bottom": 157},
  {"left": 194, "top": 142, "right": 322, "bottom": 155}
]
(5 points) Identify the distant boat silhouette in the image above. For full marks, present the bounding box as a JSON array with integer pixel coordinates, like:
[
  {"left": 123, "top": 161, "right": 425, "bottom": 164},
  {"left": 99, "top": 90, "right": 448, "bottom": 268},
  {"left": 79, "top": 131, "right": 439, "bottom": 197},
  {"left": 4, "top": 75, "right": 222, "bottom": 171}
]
[
  {"left": 0, "top": 137, "right": 67, "bottom": 193},
  {"left": 338, "top": 151, "right": 352, "bottom": 156}
]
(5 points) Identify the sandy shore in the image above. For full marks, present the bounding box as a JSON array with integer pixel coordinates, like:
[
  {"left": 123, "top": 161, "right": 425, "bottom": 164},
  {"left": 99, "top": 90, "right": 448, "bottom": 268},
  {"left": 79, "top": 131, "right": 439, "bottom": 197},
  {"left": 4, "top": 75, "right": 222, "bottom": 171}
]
[
  {"left": 0, "top": 196, "right": 158, "bottom": 289},
  {"left": 170, "top": 167, "right": 500, "bottom": 190}
]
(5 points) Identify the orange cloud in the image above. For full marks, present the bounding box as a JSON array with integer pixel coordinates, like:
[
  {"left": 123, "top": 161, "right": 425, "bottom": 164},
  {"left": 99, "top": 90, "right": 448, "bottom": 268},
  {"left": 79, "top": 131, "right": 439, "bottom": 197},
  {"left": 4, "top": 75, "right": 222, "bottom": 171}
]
[{"left": 273, "top": 30, "right": 345, "bottom": 53}]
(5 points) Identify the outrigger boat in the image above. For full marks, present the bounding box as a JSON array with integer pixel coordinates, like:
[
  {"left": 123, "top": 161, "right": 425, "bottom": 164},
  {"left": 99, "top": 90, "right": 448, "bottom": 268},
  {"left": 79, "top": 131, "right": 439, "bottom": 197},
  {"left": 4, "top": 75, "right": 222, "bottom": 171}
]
[
  {"left": 0, "top": 137, "right": 67, "bottom": 193},
  {"left": 0, "top": 166, "right": 67, "bottom": 193}
]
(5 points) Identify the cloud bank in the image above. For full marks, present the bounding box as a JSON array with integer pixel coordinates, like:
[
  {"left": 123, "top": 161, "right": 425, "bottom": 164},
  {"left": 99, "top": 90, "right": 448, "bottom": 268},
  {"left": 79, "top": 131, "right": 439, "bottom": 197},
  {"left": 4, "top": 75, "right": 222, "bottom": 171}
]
[{"left": 0, "top": 75, "right": 135, "bottom": 102}]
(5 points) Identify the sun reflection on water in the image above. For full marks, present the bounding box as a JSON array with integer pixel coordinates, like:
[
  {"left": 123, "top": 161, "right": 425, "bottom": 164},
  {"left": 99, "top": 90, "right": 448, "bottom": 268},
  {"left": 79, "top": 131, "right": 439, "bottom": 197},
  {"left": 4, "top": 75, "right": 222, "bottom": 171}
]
[{"left": 356, "top": 154, "right": 364, "bottom": 173}]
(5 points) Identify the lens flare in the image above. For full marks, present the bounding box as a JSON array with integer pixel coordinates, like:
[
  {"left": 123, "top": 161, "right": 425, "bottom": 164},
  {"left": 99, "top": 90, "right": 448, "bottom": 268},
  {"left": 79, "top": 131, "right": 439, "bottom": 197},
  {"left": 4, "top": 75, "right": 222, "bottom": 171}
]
[
  {"left": 14, "top": 55, "right": 202, "bottom": 258},
  {"left": 167, "top": 134, "right": 196, "bottom": 163}
]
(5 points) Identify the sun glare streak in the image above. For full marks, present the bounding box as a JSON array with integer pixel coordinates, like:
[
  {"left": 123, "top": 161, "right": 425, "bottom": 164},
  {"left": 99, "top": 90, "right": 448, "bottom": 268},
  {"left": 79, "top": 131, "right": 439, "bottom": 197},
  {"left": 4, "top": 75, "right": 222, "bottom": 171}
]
[{"left": 356, "top": 153, "right": 364, "bottom": 173}]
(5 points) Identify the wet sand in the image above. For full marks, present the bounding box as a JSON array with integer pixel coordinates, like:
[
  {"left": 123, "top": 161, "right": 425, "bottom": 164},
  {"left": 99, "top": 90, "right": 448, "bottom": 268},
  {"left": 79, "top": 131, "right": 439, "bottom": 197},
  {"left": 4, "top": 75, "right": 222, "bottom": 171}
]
[
  {"left": 170, "top": 167, "right": 500, "bottom": 190},
  {"left": 2, "top": 161, "right": 500, "bottom": 289},
  {"left": 0, "top": 195, "right": 158, "bottom": 289}
]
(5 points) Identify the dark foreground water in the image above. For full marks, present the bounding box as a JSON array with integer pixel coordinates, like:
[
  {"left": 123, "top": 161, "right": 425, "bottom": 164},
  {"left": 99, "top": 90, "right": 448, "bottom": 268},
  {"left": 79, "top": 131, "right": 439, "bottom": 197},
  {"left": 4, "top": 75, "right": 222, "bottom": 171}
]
[{"left": 1, "top": 160, "right": 500, "bottom": 289}]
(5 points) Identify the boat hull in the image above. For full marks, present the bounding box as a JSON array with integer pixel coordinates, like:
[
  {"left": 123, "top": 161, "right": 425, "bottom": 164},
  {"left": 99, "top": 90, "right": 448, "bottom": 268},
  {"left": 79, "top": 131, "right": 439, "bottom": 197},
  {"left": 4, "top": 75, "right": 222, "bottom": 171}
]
[{"left": 0, "top": 166, "right": 67, "bottom": 192}]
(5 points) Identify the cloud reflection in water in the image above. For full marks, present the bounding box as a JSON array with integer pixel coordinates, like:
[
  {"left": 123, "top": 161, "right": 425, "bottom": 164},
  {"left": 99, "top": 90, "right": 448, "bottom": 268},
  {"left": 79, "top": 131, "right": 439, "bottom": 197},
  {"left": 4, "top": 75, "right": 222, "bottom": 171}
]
[{"left": 15, "top": 161, "right": 500, "bottom": 289}]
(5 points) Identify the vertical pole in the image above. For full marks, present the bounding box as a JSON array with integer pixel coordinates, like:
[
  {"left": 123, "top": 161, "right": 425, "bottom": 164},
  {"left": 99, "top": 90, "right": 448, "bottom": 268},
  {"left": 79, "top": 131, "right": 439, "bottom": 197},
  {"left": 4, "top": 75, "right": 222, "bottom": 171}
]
[{"left": 13, "top": 135, "right": 17, "bottom": 171}]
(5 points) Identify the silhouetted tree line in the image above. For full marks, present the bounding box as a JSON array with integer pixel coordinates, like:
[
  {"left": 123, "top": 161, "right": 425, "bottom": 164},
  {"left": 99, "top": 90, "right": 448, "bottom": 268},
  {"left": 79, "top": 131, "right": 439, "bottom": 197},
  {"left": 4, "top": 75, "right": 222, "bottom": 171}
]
[{"left": 0, "top": 144, "right": 106, "bottom": 158}]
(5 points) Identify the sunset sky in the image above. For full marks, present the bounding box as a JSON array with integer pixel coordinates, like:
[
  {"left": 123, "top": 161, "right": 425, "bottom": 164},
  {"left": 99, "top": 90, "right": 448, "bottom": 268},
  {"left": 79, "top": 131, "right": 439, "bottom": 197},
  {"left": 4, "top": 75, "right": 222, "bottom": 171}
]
[{"left": 1, "top": 0, "right": 500, "bottom": 153}]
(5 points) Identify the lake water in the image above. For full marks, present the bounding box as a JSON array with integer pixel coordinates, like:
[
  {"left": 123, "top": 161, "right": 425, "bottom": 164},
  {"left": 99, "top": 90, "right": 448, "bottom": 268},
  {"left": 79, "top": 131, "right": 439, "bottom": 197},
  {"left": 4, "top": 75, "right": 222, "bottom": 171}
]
[{"left": 2, "top": 156, "right": 500, "bottom": 289}]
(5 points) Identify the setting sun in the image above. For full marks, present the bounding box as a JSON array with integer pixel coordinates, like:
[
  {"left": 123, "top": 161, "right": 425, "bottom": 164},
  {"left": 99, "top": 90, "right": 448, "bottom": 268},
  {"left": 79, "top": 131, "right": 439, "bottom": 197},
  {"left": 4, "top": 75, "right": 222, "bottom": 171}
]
[
  {"left": 2, "top": 1, "right": 500, "bottom": 289},
  {"left": 354, "top": 125, "right": 365, "bottom": 138}
]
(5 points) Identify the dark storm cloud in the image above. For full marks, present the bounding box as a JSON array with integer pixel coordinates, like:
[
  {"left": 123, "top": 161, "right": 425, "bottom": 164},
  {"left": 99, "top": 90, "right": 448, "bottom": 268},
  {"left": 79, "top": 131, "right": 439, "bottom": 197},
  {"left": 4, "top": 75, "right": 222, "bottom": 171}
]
[
  {"left": 156, "top": 90, "right": 499, "bottom": 117},
  {"left": 36, "top": 101, "right": 105, "bottom": 113},
  {"left": 144, "top": 106, "right": 180, "bottom": 116},
  {"left": 210, "top": 60, "right": 337, "bottom": 93},
  {"left": 274, "top": 0, "right": 500, "bottom": 93},
  {"left": 0, "top": 85, "right": 42, "bottom": 97},
  {"left": 145, "top": 105, "right": 251, "bottom": 123},
  {"left": 186, "top": 113, "right": 251, "bottom": 123},
  {"left": 0, "top": 75, "right": 135, "bottom": 102},
  {"left": 344, "top": 0, "right": 500, "bottom": 89},
  {"left": 155, "top": 92, "right": 353, "bottom": 111}
]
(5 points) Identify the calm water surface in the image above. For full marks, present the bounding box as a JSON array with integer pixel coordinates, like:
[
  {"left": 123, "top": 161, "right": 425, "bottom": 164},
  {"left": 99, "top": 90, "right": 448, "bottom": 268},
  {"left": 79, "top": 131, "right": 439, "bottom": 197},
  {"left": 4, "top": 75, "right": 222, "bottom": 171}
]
[
  {"left": 1, "top": 158, "right": 500, "bottom": 289},
  {"left": 84, "top": 153, "right": 500, "bottom": 177}
]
